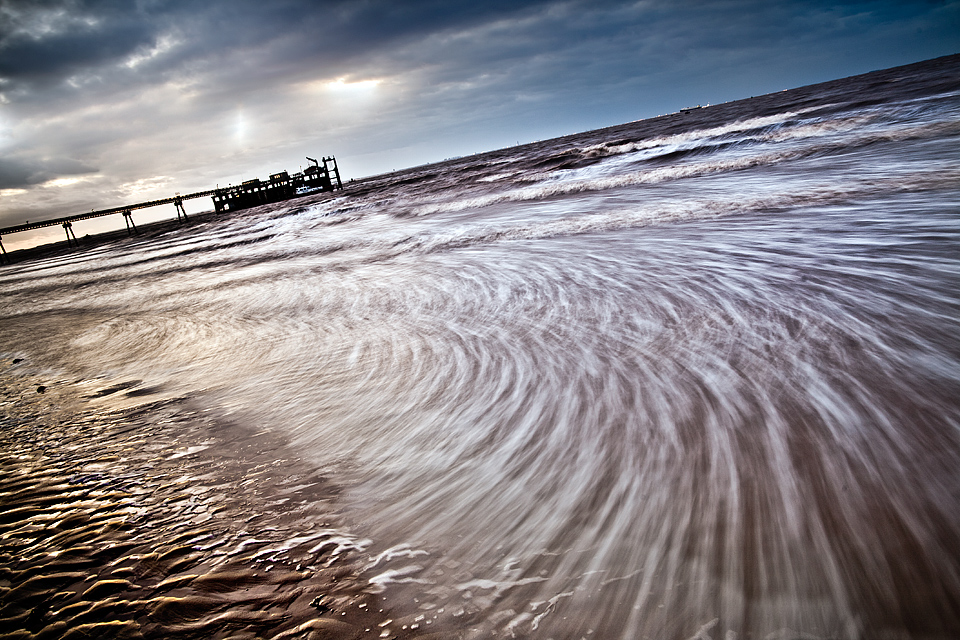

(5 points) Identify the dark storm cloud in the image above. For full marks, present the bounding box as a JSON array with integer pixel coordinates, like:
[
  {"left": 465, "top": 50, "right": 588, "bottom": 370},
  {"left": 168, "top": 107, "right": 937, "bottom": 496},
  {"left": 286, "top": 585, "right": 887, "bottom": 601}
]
[
  {"left": 0, "top": 155, "right": 97, "bottom": 189},
  {"left": 0, "top": 0, "right": 562, "bottom": 96},
  {"left": 0, "top": 158, "right": 32, "bottom": 188},
  {"left": 0, "top": 0, "right": 153, "bottom": 83}
]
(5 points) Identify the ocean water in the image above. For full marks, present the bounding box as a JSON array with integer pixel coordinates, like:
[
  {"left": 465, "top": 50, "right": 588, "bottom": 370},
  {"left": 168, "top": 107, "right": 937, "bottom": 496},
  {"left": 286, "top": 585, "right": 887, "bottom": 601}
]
[{"left": 2, "top": 55, "right": 959, "bottom": 639}]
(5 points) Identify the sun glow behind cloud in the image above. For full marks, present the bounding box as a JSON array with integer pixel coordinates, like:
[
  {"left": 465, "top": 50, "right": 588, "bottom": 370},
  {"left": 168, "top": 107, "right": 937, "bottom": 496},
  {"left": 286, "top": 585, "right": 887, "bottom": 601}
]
[
  {"left": 43, "top": 177, "right": 86, "bottom": 188},
  {"left": 325, "top": 78, "right": 382, "bottom": 92},
  {"left": 290, "top": 77, "right": 385, "bottom": 127},
  {"left": 297, "top": 77, "right": 384, "bottom": 100},
  {"left": 234, "top": 109, "right": 247, "bottom": 145}
]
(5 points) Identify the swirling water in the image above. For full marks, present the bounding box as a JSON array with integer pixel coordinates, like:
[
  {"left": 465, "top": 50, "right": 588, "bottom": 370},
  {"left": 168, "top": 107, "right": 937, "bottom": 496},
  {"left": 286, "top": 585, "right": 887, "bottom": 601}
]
[{"left": 2, "top": 56, "right": 960, "bottom": 639}]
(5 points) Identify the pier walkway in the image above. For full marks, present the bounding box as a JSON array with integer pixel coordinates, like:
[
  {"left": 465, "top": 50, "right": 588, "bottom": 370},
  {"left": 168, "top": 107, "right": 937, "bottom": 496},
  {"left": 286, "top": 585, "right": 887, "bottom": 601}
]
[{"left": 0, "top": 189, "right": 214, "bottom": 258}]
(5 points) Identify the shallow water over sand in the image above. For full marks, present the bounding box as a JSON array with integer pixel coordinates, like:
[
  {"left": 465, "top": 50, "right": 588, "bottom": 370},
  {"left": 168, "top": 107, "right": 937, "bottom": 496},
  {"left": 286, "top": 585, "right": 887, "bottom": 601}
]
[{"left": 2, "top": 56, "right": 960, "bottom": 639}]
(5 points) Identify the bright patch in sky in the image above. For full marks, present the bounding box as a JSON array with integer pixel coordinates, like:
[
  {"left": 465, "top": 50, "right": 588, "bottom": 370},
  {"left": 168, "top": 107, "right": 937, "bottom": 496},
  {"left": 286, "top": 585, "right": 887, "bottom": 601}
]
[
  {"left": 125, "top": 34, "right": 179, "bottom": 69},
  {"left": 43, "top": 177, "right": 85, "bottom": 188},
  {"left": 235, "top": 110, "right": 246, "bottom": 145},
  {"left": 116, "top": 176, "right": 172, "bottom": 197},
  {"left": 325, "top": 78, "right": 382, "bottom": 92}
]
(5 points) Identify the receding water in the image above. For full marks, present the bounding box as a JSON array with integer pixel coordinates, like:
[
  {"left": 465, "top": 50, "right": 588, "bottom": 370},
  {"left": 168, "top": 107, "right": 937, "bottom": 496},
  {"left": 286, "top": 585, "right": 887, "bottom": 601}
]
[{"left": 2, "top": 56, "right": 959, "bottom": 639}]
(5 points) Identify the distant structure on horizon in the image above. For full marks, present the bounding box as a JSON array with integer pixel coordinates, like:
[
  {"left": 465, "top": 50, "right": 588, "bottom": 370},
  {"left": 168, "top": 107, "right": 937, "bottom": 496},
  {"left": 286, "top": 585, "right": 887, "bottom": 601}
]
[{"left": 213, "top": 156, "right": 343, "bottom": 213}]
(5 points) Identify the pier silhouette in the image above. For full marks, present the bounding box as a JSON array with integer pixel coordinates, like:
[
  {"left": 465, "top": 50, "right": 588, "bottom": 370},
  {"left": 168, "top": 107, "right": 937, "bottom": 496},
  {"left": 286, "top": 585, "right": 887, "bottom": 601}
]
[{"left": 0, "top": 156, "right": 341, "bottom": 263}]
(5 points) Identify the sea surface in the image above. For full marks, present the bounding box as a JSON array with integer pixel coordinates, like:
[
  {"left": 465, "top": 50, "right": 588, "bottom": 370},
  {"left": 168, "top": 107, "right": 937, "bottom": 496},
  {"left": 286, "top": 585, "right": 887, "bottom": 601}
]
[{"left": 2, "top": 55, "right": 959, "bottom": 639}]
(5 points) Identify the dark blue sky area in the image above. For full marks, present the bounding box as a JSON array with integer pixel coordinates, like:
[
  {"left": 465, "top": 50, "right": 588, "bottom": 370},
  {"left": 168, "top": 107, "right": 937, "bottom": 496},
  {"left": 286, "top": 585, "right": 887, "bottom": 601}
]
[{"left": 1, "top": 0, "right": 958, "bottom": 242}]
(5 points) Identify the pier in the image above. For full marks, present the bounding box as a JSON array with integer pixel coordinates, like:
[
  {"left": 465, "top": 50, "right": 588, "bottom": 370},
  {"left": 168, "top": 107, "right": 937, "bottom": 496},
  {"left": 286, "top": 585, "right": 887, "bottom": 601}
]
[{"left": 0, "top": 156, "right": 341, "bottom": 263}]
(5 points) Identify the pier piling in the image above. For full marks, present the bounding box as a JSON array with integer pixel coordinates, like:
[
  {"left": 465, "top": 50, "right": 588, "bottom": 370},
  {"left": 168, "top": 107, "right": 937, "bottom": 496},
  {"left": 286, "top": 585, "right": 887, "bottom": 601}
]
[
  {"left": 122, "top": 211, "right": 138, "bottom": 235},
  {"left": 0, "top": 236, "right": 6, "bottom": 264},
  {"left": 62, "top": 222, "right": 78, "bottom": 247},
  {"left": 174, "top": 195, "right": 188, "bottom": 222}
]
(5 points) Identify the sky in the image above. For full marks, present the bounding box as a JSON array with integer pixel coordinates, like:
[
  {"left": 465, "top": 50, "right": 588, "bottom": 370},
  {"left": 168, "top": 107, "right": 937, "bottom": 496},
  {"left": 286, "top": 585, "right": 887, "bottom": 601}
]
[{"left": 1, "top": 0, "right": 958, "bottom": 249}]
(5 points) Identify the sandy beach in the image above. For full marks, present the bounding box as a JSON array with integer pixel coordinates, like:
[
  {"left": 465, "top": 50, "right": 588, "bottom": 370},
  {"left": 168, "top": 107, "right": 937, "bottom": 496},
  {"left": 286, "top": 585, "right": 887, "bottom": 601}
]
[{"left": 0, "top": 359, "right": 435, "bottom": 639}]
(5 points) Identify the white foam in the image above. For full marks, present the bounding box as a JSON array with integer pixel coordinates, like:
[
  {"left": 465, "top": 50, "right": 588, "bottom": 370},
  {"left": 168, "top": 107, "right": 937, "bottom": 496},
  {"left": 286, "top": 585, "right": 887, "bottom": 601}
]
[{"left": 365, "top": 543, "right": 430, "bottom": 570}]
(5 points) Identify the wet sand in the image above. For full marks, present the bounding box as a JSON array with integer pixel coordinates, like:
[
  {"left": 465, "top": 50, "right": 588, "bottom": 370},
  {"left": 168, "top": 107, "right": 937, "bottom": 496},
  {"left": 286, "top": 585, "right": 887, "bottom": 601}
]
[{"left": 0, "top": 359, "right": 438, "bottom": 639}]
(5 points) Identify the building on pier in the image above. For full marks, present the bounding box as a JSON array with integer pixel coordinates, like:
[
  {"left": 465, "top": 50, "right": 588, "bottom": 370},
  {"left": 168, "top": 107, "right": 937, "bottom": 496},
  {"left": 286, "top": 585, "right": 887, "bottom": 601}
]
[{"left": 212, "top": 156, "right": 342, "bottom": 213}]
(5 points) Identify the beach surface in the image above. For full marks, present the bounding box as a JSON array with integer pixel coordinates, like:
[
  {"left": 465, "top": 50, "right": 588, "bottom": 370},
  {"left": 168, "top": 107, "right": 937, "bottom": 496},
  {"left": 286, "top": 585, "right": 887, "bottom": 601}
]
[{"left": 0, "top": 361, "right": 436, "bottom": 639}]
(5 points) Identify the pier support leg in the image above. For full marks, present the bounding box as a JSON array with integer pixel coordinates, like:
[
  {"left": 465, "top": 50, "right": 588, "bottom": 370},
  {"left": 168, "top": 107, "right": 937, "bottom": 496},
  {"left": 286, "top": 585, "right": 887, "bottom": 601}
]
[
  {"left": 174, "top": 196, "right": 188, "bottom": 222},
  {"left": 63, "top": 222, "right": 78, "bottom": 248},
  {"left": 0, "top": 235, "right": 6, "bottom": 264},
  {"left": 122, "top": 211, "right": 138, "bottom": 235}
]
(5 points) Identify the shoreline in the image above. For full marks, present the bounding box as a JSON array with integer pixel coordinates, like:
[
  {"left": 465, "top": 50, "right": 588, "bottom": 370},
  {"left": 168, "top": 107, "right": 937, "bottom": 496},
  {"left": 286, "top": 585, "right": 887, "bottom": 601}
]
[
  {"left": 0, "top": 358, "right": 435, "bottom": 639},
  {"left": 0, "top": 204, "right": 292, "bottom": 267},
  {"left": 0, "top": 209, "right": 227, "bottom": 266}
]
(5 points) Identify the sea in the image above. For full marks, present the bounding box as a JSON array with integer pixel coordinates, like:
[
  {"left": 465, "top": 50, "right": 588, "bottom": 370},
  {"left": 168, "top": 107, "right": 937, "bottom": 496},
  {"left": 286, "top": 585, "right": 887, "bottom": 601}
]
[{"left": 1, "top": 54, "right": 959, "bottom": 640}]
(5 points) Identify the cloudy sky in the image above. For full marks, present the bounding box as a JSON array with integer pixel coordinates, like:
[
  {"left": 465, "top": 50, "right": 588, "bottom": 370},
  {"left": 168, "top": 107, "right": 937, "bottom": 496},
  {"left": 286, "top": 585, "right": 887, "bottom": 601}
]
[{"left": 1, "top": 0, "right": 958, "bottom": 248}]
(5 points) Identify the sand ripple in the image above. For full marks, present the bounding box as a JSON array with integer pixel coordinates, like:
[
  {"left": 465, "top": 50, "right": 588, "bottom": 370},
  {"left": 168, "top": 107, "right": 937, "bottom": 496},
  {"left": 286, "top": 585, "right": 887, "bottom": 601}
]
[{"left": 0, "top": 363, "right": 428, "bottom": 639}]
